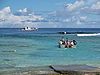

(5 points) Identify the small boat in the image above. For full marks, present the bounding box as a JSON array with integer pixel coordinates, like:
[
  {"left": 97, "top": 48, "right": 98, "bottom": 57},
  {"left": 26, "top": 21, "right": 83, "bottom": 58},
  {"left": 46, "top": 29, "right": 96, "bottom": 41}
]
[
  {"left": 58, "top": 40, "right": 77, "bottom": 48},
  {"left": 58, "top": 32, "right": 67, "bottom": 34},
  {"left": 22, "top": 27, "right": 38, "bottom": 31}
]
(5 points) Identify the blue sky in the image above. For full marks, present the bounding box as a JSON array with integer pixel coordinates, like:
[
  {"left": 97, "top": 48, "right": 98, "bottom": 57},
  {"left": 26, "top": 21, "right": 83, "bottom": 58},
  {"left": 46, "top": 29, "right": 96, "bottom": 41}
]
[
  {"left": 0, "top": 0, "right": 75, "bottom": 11},
  {"left": 0, "top": 0, "right": 100, "bottom": 28}
]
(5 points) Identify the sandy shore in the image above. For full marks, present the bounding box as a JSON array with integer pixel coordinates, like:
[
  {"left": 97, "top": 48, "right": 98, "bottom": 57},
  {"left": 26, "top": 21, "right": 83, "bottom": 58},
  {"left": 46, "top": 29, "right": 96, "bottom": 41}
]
[{"left": 0, "top": 64, "right": 100, "bottom": 75}]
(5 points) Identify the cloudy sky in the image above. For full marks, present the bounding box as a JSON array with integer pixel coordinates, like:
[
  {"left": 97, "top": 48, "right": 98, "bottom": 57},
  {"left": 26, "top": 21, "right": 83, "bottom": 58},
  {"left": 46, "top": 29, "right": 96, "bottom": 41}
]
[{"left": 0, "top": 0, "right": 100, "bottom": 28}]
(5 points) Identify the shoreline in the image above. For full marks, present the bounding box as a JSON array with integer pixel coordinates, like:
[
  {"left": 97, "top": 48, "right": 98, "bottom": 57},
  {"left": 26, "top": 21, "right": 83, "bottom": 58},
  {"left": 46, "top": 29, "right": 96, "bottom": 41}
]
[{"left": 0, "top": 64, "right": 100, "bottom": 75}]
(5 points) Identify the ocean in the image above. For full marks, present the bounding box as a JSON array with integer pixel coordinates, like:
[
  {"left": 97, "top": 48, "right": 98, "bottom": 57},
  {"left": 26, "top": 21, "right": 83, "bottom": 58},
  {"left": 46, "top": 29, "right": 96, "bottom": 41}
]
[{"left": 0, "top": 28, "right": 100, "bottom": 70}]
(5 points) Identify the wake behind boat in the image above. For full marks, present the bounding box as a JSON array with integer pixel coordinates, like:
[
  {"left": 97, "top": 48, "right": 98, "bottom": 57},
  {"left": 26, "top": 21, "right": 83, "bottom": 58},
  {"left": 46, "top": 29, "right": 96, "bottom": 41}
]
[
  {"left": 77, "top": 33, "right": 100, "bottom": 36},
  {"left": 22, "top": 27, "right": 38, "bottom": 31}
]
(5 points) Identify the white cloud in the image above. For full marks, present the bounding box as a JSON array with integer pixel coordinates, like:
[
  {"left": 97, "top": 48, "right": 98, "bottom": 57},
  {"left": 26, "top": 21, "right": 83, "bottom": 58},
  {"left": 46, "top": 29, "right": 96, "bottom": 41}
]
[
  {"left": 47, "top": 0, "right": 100, "bottom": 27},
  {"left": 81, "top": 1, "right": 100, "bottom": 15},
  {"left": 76, "top": 20, "right": 82, "bottom": 25},
  {"left": 18, "top": 8, "right": 29, "bottom": 13},
  {"left": 63, "top": 19, "right": 70, "bottom": 22},
  {"left": 91, "top": 1, "right": 100, "bottom": 9},
  {"left": 66, "top": 0, "right": 84, "bottom": 11},
  {"left": 0, "top": 6, "right": 44, "bottom": 27},
  {"left": 0, "top": 0, "right": 100, "bottom": 28},
  {"left": 79, "top": 16, "right": 87, "bottom": 21},
  {"left": 0, "top": 6, "right": 11, "bottom": 14}
]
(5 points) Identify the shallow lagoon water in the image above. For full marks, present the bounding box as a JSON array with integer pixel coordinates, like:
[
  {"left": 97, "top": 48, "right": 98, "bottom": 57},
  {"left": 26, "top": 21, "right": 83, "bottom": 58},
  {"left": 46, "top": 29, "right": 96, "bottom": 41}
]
[{"left": 0, "top": 28, "right": 100, "bottom": 70}]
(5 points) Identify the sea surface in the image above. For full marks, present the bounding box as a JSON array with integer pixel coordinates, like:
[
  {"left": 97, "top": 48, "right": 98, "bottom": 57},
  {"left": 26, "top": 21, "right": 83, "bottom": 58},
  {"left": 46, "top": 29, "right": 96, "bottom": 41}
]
[{"left": 0, "top": 28, "right": 100, "bottom": 70}]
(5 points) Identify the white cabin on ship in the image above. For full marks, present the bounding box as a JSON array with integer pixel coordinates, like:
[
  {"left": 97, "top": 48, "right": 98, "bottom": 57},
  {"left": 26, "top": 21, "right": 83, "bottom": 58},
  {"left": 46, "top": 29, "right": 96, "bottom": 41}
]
[{"left": 22, "top": 27, "right": 38, "bottom": 31}]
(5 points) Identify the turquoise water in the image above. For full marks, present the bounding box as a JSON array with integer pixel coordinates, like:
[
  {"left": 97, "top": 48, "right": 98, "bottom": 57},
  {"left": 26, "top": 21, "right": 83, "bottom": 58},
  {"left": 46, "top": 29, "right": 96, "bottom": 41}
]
[{"left": 0, "top": 28, "right": 100, "bottom": 69}]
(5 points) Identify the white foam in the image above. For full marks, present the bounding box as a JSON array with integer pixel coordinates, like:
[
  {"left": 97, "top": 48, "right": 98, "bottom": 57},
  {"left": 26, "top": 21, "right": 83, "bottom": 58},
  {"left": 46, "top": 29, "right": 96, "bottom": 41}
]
[{"left": 77, "top": 33, "right": 100, "bottom": 36}]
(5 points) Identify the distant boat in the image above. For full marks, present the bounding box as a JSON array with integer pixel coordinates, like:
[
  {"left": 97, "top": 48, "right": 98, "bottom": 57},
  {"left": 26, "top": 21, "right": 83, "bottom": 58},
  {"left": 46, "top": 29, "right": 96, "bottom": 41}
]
[
  {"left": 58, "top": 31, "right": 67, "bottom": 34},
  {"left": 77, "top": 33, "right": 100, "bottom": 36},
  {"left": 22, "top": 27, "right": 38, "bottom": 31}
]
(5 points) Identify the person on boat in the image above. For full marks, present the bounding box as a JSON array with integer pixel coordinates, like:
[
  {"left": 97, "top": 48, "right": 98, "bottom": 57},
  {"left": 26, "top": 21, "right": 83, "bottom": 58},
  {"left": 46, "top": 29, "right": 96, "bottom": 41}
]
[
  {"left": 60, "top": 37, "right": 65, "bottom": 45},
  {"left": 65, "top": 38, "right": 68, "bottom": 48},
  {"left": 58, "top": 37, "right": 65, "bottom": 48},
  {"left": 71, "top": 41, "right": 74, "bottom": 46},
  {"left": 65, "top": 40, "right": 74, "bottom": 48},
  {"left": 68, "top": 40, "right": 72, "bottom": 48},
  {"left": 73, "top": 40, "right": 77, "bottom": 45},
  {"left": 59, "top": 40, "right": 63, "bottom": 45},
  {"left": 58, "top": 40, "right": 63, "bottom": 48}
]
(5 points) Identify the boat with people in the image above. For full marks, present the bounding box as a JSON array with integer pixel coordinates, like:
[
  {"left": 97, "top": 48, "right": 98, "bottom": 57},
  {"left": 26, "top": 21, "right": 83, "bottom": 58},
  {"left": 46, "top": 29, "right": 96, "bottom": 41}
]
[
  {"left": 58, "top": 37, "right": 77, "bottom": 48},
  {"left": 22, "top": 27, "right": 38, "bottom": 31}
]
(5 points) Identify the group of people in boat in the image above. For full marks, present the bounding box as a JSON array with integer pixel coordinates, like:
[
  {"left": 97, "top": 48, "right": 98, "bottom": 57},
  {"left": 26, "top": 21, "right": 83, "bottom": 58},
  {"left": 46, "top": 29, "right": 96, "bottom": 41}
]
[{"left": 58, "top": 37, "right": 77, "bottom": 48}]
